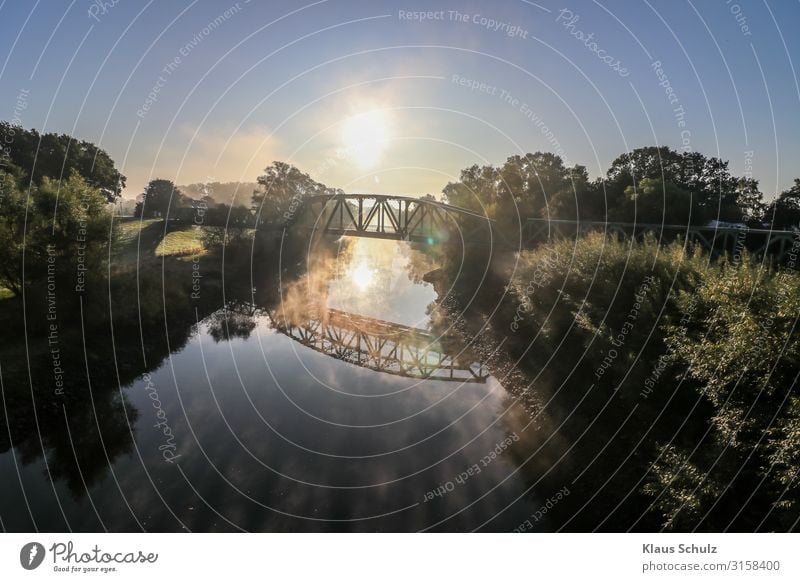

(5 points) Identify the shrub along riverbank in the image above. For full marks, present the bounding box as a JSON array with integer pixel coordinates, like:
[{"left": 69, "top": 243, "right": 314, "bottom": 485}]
[{"left": 497, "top": 233, "right": 800, "bottom": 530}]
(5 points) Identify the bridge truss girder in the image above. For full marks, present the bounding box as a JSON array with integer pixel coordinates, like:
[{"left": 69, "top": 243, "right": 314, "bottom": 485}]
[
  {"left": 295, "top": 194, "right": 492, "bottom": 244},
  {"left": 223, "top": 302, "right": 489, "bottom": 383}
]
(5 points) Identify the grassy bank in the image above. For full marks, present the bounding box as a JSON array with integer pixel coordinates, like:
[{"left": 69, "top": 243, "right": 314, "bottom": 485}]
[{"left": 111, "top": 218, "right": 208, "bottom": 266}]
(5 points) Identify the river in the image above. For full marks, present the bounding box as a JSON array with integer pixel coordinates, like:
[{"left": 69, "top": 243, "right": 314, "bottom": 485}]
[{"left": 0, "top": 237, "right": 563, "bottom": 532}]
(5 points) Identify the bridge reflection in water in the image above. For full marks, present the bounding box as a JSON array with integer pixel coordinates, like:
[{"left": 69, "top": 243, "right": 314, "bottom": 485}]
[{"left": 225, "top": 302, "right": 489, "bottom": 384}]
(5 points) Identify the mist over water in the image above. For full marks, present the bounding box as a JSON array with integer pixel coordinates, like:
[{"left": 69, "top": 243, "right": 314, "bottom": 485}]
[{"left": 0, "top": 237, "right": 554, "bottom": 532}]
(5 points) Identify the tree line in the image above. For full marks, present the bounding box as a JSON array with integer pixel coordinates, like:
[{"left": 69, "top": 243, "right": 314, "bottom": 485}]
[
  {"left": 3, "top": 120, "right": 800, "bottom": 297},
  {"left": 443, "top": 146, "right": 799, "bottom": 230}
]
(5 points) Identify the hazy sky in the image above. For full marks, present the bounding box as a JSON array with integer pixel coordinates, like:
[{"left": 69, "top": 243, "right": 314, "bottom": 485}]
[{"left": 2, "top": 0, "right": 799, "bottom": 201}]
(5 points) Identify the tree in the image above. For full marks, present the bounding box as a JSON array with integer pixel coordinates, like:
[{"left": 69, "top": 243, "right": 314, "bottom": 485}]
[
  {"left": 252, "top": 161, "right": 339, "bottom": 225},
  {"left": 606, "top": 146, "right": 684, "bottom": 188},
  {"left": 605, "top": 146, "right": 744, "bottom": 225},
  {"left": 546, "top": 165, "right": 600, "bottom": 220},
  {"left": 766, "top": 178, "right": 800, "bottom": 229},
  {"left": 0, "top": 122, "right": 125, "bottom": 202},
  {"left": 735, "top": 178, "right": 765, "bottom": 225},
  {"left": 138, "top": 179, "right": 187, "bottom": 219},
  {"left": 0, "top": 172, "right": 112, "bottom": 295},
  {"left": 442, "top": 152, "right": 594, "bottom": 232},
  {"left": 442, "top": 163, "right": 498, "bottom": 215},
  {"left": 0, "top": 172, "right": 28, "bottom": 295},
  {"left": 621, "top": 177, "right": 694, "bottom": 225}
]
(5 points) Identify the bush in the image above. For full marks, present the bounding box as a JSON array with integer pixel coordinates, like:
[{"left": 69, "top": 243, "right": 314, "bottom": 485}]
[
  {"left": 0, "top": 173, "right": 113, "bottom": 295},
  {"left": 506, "top": 233, "right": 800, "bottom": 529},
  {"left": 507, "top": 232, "right": 706, "bottom": 396}
]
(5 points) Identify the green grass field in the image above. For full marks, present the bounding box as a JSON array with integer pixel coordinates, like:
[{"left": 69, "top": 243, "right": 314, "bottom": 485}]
[
  {"left": 0, "top": 219, "right": 221, "bottom": 299},
  {"left": 111, "top": 218, "right": 207, "bottom": 265},
  {"left": 154, "top": 225, "right": 205, "bottom": 258}
]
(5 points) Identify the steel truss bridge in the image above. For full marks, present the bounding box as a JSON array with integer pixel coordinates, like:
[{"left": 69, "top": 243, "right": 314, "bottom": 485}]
[
  {"left": 526, "top": 218, "right": 799, "bottom": 262},
  {"left": 224, "top": 302, "right": 489, "bottom": 383},
  {"left": 288, "top": 194, "right": 493, "bottom": 244}
]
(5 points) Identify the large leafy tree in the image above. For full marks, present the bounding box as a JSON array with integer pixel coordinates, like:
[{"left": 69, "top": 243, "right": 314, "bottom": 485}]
[
  {"left": 251, "top": 161, "right": 339, "bottom": 225},
  {"left": 135, "top": 179, "right": 188, "bottom": 219},
  {"left": 735, "top": 178, "right": 765, "bottom": 225},
  {"left": 0, "top": 173, "right": 112, "bottom": 295},
  {"left": 766, "top": 178, "right": 800, "bottom": 229},
  {"left": 606, "top": 146, "right": 684, "bottom": 187},
  {"left": 441, "top": 163, "right": 499, "bottom": 215},
  {"left": 621, "top": 177, "right": 694, "bottom": 225},
  {"left": 443, "top": 146, "right": 776, "bottom": 230},
  {"left": 0, "top": 171, "right": 28, "bottom": 295},
  {"left": 442, "top": 152, "right": 598, "bottom": 233},
  {"left": 0, "top": 122, "right": 125, "bottom": 202},
  {"left": 605, "top": 146, "right": 750, "bottom": 224}
]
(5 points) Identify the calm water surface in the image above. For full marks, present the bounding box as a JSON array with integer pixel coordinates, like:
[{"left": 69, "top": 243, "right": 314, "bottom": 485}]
[{"left": 0, "top": 238, "right": 550, "bottom": 531}]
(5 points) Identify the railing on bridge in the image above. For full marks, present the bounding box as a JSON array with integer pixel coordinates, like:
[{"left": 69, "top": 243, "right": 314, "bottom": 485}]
[
  {"left": 224, "top": 301, "right": 489, "bottom": 383},
  {"left": 525, "top": 218, "right": 799, "bottom": 262},
  {"left": 289, "top": 194, "right": 493, "bottom": 244}
]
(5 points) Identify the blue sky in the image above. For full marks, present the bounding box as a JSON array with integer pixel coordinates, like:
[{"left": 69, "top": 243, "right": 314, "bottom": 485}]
[{"left": 2, "top": 0, "right": 799, "bottom": 200}]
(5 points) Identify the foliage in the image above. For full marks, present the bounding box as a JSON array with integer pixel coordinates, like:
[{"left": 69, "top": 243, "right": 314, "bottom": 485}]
[
  {"left": 252, "top": 161, "right": 340, "bottom": 225},
  {"left": 178, "top": 181, "right": 258, "bottom": 208},
  {"left": 642, "top": 445, "right": 724, "bottom": 531},
  {"left": 443, "top": 146, "right": 770, "bottom": 231},
  {"left": 506, "top": 234, "right": 800, "bottom": 529},
  {"left": 622, "top": 177, "right": 694, "bottom": 225},
  {"left": 0, "top": 172, "right": 27, "bottom": 294},
  {"left": 507, "top": 232, "right": 704, "bottom": 371},
  {"left": 135, "top": 178, "right": 189, "bottom": 218},
  {"left": 442, "top": 152, "right": 598, "bottom": 232},
  {"left": 0, "top": 173, "right": 113, "bottom": 294},
  {"left": 198, "top": 204, "right": 256, "bottom": 257},
  {"left": 0, "top": 121, "right": 125, "bottom": 202},
  {"left": 202, "top": 203, "right": 256, "bottom": 228},
  {"left": 663, "top": 257, "right": 800, "bottom": 527},
  {"left": 605, "top": 146, "right": 745, "bottom": 223},
  {"left": 766, "top": 178, "right": 800, "bottom": 229}
]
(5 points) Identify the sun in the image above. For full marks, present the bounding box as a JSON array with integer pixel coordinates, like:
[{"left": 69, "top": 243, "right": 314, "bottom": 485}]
[
  {"left": 350, "top": 262, "right": 375, "bottom": 291},
  {"left": 341, "top": 109, "right": 390, "bottom": 169}
]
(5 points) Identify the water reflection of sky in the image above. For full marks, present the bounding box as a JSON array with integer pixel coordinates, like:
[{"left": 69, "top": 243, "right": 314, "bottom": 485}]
[
  {"left": 0, "top": 239, "right": 545, "bottom": 532},
  {"left": 114, "top": 313, "right": 538, "bottom": 531},
  {"left": 326, "top": 238, "right": 436, "bottom": 328}
]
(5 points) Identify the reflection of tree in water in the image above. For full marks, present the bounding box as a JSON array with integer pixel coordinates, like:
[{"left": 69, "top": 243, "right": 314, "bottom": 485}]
[
  {"left": 0, "top": 262, "right": 237, "bottom": 500},
  {"left": 0, "top": 317, "right": 140, "bottom": 499},
  {"left": 416, "top": 240, "right": 661, "bottom": 530},
  {"left": 1, "top": 352, "right": 137, "bottom": 500},
  {"left": 206, "top": 309, "right": 257, "bottom": 343},
  {"left": 430, "top": 234, "right": 800, "bottom": 532}
]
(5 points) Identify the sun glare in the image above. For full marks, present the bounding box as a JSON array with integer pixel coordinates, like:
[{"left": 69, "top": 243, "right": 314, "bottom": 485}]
[
  {"left": 341, "top": 109, "right": 390, "bottom": 169},
  {"left": 351, "top": 262, "right": 375, "bottom": 291}
]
